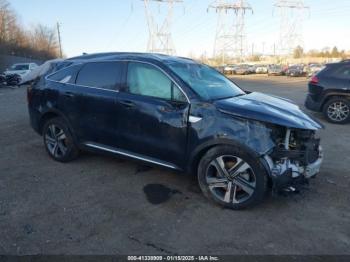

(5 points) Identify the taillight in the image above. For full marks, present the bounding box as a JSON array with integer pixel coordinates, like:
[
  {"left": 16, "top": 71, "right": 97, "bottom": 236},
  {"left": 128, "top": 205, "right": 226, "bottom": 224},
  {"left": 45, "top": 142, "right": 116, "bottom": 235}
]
[{"left": 310, "top": 75, "right": 319, "bottom": 84}]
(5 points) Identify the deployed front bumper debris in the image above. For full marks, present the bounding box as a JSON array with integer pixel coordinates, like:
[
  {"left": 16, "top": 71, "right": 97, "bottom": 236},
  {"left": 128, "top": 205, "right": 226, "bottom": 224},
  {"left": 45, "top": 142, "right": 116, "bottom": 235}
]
[{"left": 264, "top": 128, "right": 323, "bottom": 191}]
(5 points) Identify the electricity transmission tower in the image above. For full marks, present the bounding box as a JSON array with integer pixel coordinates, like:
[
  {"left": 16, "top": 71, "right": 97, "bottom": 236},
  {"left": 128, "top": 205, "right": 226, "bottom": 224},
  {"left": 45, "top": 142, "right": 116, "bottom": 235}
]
[
  {"left": 209, "top": 0, "right": 253, "bottom": 64},
  {"left": 143, "top": 0, "right": 182, "bottom": 55},
  {"left": 274, "top": 0, "right": 309, "bottom": 56}
]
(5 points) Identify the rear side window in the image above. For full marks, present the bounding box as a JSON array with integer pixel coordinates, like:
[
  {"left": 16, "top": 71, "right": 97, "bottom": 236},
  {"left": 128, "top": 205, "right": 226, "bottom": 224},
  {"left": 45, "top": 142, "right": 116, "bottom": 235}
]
[
  {"left": 76, "top": 62, "right": 122, "bottom": 90},
  {"left": 332, "top": 64, "right": 350, "bottom": 79},
  {"left": 47, "top": 65, "right": 81, "bottom": 84}
]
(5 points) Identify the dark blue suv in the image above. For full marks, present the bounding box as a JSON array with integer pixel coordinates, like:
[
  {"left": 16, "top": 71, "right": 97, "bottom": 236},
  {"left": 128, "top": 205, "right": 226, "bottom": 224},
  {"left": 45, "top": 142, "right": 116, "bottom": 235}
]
[
  {"left": 28, "top": 53, "right": 323, "bottom": 209},
  {"left": 305, "top": 60, "right": 350, "bottom": 124}
]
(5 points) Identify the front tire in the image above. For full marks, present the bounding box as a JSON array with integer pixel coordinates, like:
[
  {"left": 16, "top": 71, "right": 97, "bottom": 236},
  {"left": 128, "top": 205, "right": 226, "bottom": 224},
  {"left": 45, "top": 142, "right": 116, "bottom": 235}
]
[
  {"left": 197, "top": 145, "right": 267, "bottom": 210},
  {"left": 42, "top": 117, "right": 79, "bottom": 162},
  {"left": 323, "top": 97, "right": 350, "bottom": 124}
]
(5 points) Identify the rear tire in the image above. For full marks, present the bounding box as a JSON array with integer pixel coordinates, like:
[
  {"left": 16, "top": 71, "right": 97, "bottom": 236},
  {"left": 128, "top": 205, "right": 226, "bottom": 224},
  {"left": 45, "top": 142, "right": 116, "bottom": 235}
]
[
  {"left": 42, "top": 117, "right": 79, "bottom": 162},
  {"left": 197, "top": 145, "right": 267, "bottom": 210},
  {"left": 323, "top": 97, "right": 350, "bottom": 124}
]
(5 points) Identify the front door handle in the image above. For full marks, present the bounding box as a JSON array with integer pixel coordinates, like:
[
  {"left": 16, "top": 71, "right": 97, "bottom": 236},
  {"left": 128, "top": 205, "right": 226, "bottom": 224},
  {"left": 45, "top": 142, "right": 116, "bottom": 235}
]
[
  {"left": 158, "top": 105, "right": 174, "bottom": 113},
  {"left": 119, "top": 100, "right": 135, "bottom": 109},
  {"left": 63, "top": 92, "right": 75, "bottom": 98}
]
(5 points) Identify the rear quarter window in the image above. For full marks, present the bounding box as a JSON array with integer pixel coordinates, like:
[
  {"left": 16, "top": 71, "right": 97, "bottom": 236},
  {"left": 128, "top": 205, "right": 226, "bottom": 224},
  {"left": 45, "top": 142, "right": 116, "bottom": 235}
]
[
  {"left": 47, "top": 65, "right": 81, "bottom": 84},
  {"left": 332, "top": 64, "right": 350, "bottom": 79}
]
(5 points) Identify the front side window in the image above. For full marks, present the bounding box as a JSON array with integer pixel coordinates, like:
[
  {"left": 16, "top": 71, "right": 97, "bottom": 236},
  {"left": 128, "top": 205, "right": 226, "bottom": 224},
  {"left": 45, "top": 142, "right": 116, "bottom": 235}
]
[
  {"left": 76, "top": 62, "right": 122, "bottom": 90},
  {"left": 127, "top": 62, "right": 186, "bottom": 102},
  {"left": 165, "top": 61, "right": 245, "bottom": 100}
]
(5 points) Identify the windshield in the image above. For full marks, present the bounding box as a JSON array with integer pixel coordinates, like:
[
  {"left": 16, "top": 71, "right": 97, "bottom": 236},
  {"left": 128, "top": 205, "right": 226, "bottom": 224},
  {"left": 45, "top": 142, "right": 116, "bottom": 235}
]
[
  {"left": 166, "top": 62, "right": 245, "bottom": 100},
  {"left": 11, "top": 64, "right": 29, "bottom": 70}
]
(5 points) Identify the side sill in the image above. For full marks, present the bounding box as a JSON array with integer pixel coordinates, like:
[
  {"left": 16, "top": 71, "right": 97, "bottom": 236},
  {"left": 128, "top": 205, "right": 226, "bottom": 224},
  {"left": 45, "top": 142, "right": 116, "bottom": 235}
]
[{"left": 83, "top": 142, "right": 181, "bottom": 171}]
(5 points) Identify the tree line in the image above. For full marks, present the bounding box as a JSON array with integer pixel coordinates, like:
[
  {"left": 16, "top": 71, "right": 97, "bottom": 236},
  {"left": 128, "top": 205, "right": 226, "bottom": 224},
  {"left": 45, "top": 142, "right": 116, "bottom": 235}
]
[
  {"left": 294, "top": 46, "right": 348, "bottom": 59},
  {"left": 0, "top": 0, "right": 60, "bottom": 60}
]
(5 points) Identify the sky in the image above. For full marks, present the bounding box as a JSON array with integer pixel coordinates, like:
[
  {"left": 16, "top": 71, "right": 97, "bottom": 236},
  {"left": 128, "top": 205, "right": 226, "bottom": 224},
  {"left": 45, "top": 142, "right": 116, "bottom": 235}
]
[{"left": 8, "top": 0, "right": 350, "bottom": 58}]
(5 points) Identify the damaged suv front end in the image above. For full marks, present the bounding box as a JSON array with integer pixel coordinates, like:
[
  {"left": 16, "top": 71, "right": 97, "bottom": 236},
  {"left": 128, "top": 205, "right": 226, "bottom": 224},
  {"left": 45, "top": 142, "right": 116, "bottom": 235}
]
[
  {"left": 166, "top": 59, "right": 323, "bottom": 209},
  {"left": 264, "top": 127, "right": 323, "bottom": 191},
  {"left": 214, "top": 91, "right": 324, "bottom": 193}
]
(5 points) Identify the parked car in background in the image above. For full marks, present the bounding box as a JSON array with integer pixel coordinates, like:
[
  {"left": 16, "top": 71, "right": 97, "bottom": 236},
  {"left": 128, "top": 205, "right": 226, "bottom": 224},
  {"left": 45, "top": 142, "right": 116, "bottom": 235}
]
[
  {"left": 306, "top": 63, "right": 324, "bottom": 77},
  {"left": 305, "top": 60, "right": 350, "bottom": 124},
  {"left": 4, "top": 63, "right": 38, "bottom": 77},
  {"left": 267, "top": 65, "right": 284, "bottom": 76},
  {"left": 248, "top": 65, "right": 257, "bottom": 74},
  {"left": 224, "top": 64, "right": 237, "bottom": 75},
  {"left": 286, "top": 65, "right": 305, "bottom": 77},
  {"left": 282, "top": 65, "right": 289, "bottom": 75},
  {"left": 5, "top": 74, "right": 22, "bottom": 86},
  {"left": 235, "top": 64, "right": 251, "bottom": 75},
  {"left": 214, "top": 66, "right": 225, "bottom": 74},
  {"left": 255, "top": 65, "right": 268, "bottom": 74},
  {"left": 28, "top": 52, "right": 323, "bottom": 209},
  {"left": 20, "top": 59, "right": 66, "bottom": 86}
]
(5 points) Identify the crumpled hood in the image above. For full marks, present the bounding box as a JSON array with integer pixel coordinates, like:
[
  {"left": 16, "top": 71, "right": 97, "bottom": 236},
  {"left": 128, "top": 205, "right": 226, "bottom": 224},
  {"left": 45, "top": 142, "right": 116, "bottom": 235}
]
[{"left": 215, "top": 92, "right": 323, "bottom": 130}]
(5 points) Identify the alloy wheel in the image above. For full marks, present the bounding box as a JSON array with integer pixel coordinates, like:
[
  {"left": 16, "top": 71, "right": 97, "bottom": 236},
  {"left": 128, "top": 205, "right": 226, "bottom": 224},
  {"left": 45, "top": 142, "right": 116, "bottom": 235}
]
[
  {"left": 44, "top": 124, "right": 68, "bottom": 158},
  {"left": 205, "top": 155, "right": 256, "bottom": 204},
  {"left": 327, "top": 101, "right": 350, "bottom": 122}
]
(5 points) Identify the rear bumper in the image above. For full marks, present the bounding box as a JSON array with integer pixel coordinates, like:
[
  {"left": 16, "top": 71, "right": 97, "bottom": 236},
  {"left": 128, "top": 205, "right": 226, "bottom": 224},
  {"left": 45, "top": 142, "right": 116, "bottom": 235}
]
[{"left": 305, "top": 94, "right": 322, "bottom": 112}]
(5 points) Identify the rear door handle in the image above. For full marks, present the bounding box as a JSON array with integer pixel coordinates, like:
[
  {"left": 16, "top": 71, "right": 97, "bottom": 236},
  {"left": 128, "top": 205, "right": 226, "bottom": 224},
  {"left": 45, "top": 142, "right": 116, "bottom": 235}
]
[
  {"left": 63, "top": 92, "right": 75, "bottom": 98},
  {"left": 119, "top": 100, "right": 135, "bottom": 108}
]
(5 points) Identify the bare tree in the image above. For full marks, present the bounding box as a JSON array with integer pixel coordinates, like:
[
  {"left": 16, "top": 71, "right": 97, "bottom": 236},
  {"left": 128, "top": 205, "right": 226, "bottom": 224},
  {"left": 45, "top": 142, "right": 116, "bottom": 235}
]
[
  {"left": 0, "top": 0, "right": 16, "bottom": 43},
  {"left": 30, "top": 24, "right": 59, "bottom": 56},
  {"left": 0, "top": 0, "right": 60, "bottom": 59}
]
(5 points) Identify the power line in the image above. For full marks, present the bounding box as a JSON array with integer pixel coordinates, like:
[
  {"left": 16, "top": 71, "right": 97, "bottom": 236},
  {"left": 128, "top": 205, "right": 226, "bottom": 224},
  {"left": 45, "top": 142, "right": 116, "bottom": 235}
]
[{"left": 106, "top": 1, "right": 134, "bottom": 50}]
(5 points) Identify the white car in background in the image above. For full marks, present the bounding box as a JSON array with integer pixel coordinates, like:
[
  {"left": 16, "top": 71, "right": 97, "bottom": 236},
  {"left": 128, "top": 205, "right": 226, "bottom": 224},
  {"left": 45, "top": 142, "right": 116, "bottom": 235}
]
[
  {"left": 223, "top": 64, "right": 238, "bottom": 75},
  {"left": 20, "top": 59, "right": 64, "bottom": 85},
  {"left": 255, "top": 64, "right": 268, "bottom": 74},
  {"left": 3, "top": 63, "right": 38, "bottom": 77}
]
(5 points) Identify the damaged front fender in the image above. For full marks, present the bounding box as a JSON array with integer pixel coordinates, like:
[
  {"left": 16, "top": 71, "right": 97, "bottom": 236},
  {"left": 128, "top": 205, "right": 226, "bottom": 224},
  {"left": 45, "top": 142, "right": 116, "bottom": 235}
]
[
  {"left": 187, "top": 103, "right": 277, "bottom": 171},
  {"left": 187, "top": 101, "right": 323, "bottom": 191}
]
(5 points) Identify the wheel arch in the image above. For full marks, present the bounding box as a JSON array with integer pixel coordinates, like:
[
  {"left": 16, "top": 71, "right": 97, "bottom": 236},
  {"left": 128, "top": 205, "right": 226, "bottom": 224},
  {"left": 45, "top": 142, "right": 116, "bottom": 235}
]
[
  {"left": 38, "top": 109, "right": 74, "bottom": 136},
  {"left": 187, "top": 138, "right": 261, "bottom": 176},
  {"left": 321, "top": 92, "right": 350, "bottom": 111}
]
